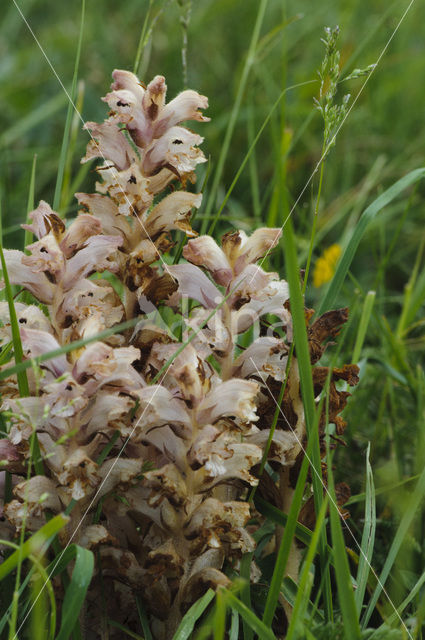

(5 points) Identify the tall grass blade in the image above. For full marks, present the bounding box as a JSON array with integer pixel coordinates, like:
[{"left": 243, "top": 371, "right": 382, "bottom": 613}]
[
  {"left": 173, "top": 588, "right": 215, "bottom": 640},
  {"left": 355, "top": 443, "right": 376, "bottom": 617},
  {"left": 55, "top": 545, "right": 94, "bottom": 640},
  {"left": 318, "top": 167, "right": 425, "bottom": 315},
  {"left": 281, "top": 215, "right": 332, "bottom": 620},
  {"left": 286, "top": 497, "right": 329, "bottom": 640},
  {"left": 0, "top": 244, "right": 29, "bottom": 398},
  {"left": 328, "top": 457, "right": 361, "bottom": 639},
  {"left": 240, "top": 552, "right": 254, "bottom": 640},
  {"left": 352, "top": 291, "right": 376, "bottom": 363},
  {"left": 213, "top": 590, "right": 226, "bottom": 640},
  {"left": 362, "top": 461, "right": 425, "bottom": 627}
]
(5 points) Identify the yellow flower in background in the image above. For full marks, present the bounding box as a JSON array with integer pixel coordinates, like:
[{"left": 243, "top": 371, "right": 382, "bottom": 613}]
[{"left": 313, "top": 243, "right": 342, "bottom": 288}]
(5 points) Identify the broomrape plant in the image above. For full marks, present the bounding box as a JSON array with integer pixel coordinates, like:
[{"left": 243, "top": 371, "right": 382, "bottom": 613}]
[{"left": 0, "top": 70, "right": 358, "bottom": 638}]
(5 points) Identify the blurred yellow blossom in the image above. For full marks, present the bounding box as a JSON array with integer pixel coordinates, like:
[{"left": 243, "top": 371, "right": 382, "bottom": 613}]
[{"left": 313, "top": 243, "right": 342, "bottom": 288}]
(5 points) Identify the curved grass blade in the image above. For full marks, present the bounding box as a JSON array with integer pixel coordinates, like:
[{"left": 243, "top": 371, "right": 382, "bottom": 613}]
[
  {"left": 0, "top": 540, "right": 56, "bottom": 640},
  {"left": 173, "top": 588, "right": 215, "bottom": 640},
  {"left": 55, "top": 545, "right": 94, "bottom": 640},
  {"left": 383, "top": 570, "right": 425, "bottom": 628},
  {"left": 318, "top": 167, "right": 425, "bottom": 315},
  {"left": 0, "top": 515, "right": 68, "bottom": 581}
]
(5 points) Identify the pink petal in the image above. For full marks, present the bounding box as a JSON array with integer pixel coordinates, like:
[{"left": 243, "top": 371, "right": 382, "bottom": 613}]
[
  {"left": 146, "top": 191, "right": 202, "bottom": 238},
  {"left": 60, "top": 214, "right": 102, "bottom": 258},
  {"left": 82, "top": 121, "right": 135, "bottom": 171},
  {"left": 1, "top": 249, "right": 55, "bottom": 303},
  {"left": 19, "top": 328, "right": 68, "bottom": 376},
  {"left": 155, "top": 89, "right": 210, "bottom": 136},
  {"left": 198, "top": 379, "right": 259, "bottom": 424},
  {"left": 233, "top": 228, "right": 282, "bottom": 273},
  {"left": 142, "top": 126, "right": 206, "bottom": 176},
  {"left": 183, "top": 236, "right": 232, "bottom": 286},
  {"left": 21, "top": 201, "right": 65, "bottom": 240},
  {"left": 75, "top": 193, "right": 133, "bottom": 246},
  {"left": 63, "top": 234, "right": 122, "bottom": 288},
  {"left": 167, "top": 264, "right": 222, "bottom": 309}
]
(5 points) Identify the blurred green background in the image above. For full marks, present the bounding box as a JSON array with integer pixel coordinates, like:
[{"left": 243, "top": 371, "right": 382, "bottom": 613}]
[{"left": 1, "top": 0, "right": 425, "bottom": 597}]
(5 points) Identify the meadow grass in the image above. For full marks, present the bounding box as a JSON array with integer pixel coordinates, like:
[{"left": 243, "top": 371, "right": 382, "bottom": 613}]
[{"left": 1, "top": 0, "right": 425, "bottom": 638}]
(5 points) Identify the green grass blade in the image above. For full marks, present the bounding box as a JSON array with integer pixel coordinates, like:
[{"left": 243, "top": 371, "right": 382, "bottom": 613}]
[
  {"left": 362, "top": 461, "right": 425, "bottom": 627},
  {"left": 135, "top": 595, "right": 153, "bottom": 640},
  {"left": 173, "top": 588, "right": 215, "bottom": 640},
  {"left": 286, "top": 497, "right": 329, "bottom": 640},
  {"left": 29, "top": 553, "right": 56, "bottom": 640},
  {"left": 213, "top": 590, "right": 226, "bottom": 640},
  {"left": 0, "top": 541, "right": 56, "bottom": 640},
  {"left": 383, "top": 570, "right": 425, "bottom": 627},
  {"left": 0, "top": 515, "right": 68, "bottom": 581},
  {"left": 24, "top": 154, "right": 37, "bottom": 248},
  {"left": 355, "top": 443, "right": 376, "bottom": 617},
  {"left": 229, "top": 609, "right": 239, "bottom": 640},
  {"left": 0, "top": 244, "right": 29, "bottom": 398},
  {"left": 224, "top": 590, "right": 276, "bottom": 640},
  {"left": 262, "top": 452, "right": 312, "bottom": 627},
  {"left": 352, "top": 291, "right": 376, "bottom": 363},
  {"left": 53, "top": 0, "right": 86, "bottom": 212},
  {"left": 328, "top": 459, "right": 361, "bottom": 639},
  {"left": 200, "top": 0, "right": 268, "bottom": 234},
  {"left": 317, "top": 167, "right": 425, "bottom": 315},
  {"left": 281, "top": 576, "right": 324, "bottom": 624},
  {"left": 55, "top": 545, "right": 94, "bottom": 640},
  {"left": 281, "top": 215, "right": 332, "bottom": 620},
  {"left": 240, "top": 552, "right": 254, "bottom": 640}
]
